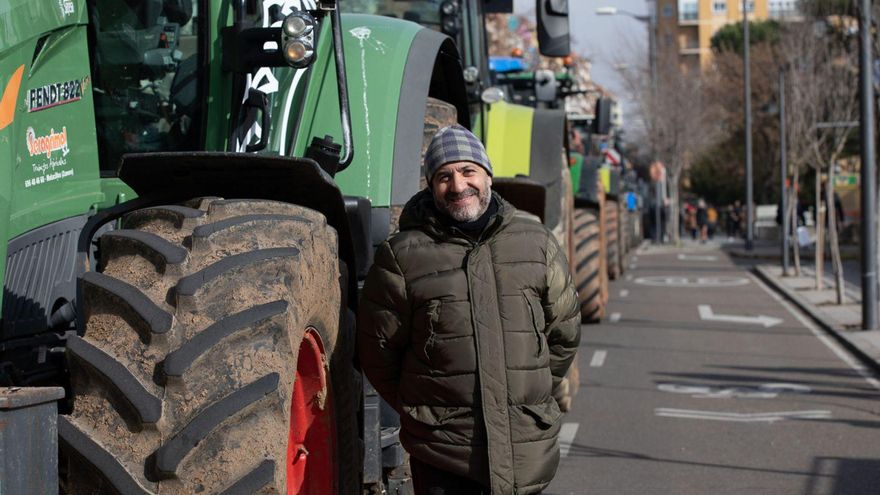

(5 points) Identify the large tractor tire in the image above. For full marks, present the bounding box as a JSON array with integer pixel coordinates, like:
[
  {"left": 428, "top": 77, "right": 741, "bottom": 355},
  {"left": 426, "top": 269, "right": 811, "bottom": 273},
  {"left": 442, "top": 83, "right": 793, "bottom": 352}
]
[
  {"left": 605, "top": 198, "right": 621, "bottom": 280},
  {"left": 554, "top": 164, "right": 578, "bottom": 412},
  {"left": 573, "top": 208, "right": 605, "bottom": 323},
  {"left": 60, "top": 199, "right": 360, "bottom": 495}
]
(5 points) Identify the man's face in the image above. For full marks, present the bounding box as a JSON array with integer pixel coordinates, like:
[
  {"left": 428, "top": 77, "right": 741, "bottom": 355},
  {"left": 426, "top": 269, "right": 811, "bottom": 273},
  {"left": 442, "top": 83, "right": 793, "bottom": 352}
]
[{"left": 431, "top": 161, "right": 492, "bottom": 222}]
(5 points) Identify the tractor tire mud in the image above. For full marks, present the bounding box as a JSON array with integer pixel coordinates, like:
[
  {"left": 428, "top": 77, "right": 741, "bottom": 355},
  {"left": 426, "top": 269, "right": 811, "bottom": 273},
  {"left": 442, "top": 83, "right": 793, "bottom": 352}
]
[
  {"left": 573, "top": 208, "right": 605, "bottom": 323},
  {"left": 61, "top": 200, "right": 359, "bottom": 495},
  {"left": 605, "top": 199, "right": 621, "bottom": 280}
]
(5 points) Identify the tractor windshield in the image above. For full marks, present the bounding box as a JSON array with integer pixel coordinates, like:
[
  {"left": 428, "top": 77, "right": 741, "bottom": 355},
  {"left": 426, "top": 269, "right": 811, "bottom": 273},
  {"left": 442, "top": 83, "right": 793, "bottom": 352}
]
[
  {"left": 342, "top": 0, "right": 444, "bottom": 27},
  {"left": 87, "top": 0, "right": 204, "bottom": 174}
]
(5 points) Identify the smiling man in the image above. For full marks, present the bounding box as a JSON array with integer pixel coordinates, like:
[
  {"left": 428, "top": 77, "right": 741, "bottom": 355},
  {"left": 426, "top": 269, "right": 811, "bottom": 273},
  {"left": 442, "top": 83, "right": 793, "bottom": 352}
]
[{"left": 358, "top": 125, "right": 581, "bottom": 494}]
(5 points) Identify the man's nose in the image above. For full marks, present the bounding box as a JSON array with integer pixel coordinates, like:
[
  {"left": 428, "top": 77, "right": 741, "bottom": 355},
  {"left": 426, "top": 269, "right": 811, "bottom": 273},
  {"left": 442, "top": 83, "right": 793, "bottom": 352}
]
[{"left": 449, "top": 174, "right": 468, "bottom": 192}]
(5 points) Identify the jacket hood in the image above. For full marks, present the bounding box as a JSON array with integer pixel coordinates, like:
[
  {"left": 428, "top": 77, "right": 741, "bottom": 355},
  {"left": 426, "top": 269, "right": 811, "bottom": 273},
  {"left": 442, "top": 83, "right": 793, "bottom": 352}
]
[{"left": 398, "top": 189, "right": 515, "bottom": 240}]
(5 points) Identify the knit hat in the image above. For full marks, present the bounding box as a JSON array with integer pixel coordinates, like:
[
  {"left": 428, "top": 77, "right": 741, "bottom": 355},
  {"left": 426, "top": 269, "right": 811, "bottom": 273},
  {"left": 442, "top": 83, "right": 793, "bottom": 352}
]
[{"left": 424, "top": 124, "right": 493, "bottom": 185}]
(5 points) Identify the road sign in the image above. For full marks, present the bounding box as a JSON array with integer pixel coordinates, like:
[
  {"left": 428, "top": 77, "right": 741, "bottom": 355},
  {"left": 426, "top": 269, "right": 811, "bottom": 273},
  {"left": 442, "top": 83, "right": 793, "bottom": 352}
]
[
  {"left": 633, "top": 276, "right": 750, "bottom": 287},
  {"left": 698, "top": 304, "right": 783, "bottom": 327}
]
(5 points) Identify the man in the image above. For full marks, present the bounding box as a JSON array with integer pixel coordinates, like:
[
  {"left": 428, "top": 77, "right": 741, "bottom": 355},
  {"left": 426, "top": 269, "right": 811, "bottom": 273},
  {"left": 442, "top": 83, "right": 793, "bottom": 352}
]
[{"left": 358, "top": 124, "right": 581, "bottom": 494}]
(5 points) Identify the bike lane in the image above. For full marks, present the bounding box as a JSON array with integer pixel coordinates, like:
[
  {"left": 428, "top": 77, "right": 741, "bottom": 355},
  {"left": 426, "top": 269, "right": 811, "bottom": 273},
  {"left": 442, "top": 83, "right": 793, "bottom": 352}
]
[{"left": 547, "top": 243, "right": 880, "bottom": 495}]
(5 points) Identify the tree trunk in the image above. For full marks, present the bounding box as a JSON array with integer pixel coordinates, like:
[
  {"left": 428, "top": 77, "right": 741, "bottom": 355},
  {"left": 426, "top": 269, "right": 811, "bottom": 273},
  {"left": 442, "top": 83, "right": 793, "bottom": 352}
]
[
  {"left": 791, "top": 167, "right": 802, "bottom": 276},
  {"left": 826, "top": 167, "right": 845, "bottom": 304},
  {"left": 670, "top": 171, "right": 681, "bottom": 245},
  {"left": 815, "top": 167, "right": 824, "bottom": 290}
]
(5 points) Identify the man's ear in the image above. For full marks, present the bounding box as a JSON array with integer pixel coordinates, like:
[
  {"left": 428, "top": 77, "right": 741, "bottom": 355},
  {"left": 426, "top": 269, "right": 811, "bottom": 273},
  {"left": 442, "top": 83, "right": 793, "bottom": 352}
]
[{"left": 487, "top": 175, "right": 493, "bottom": 187}]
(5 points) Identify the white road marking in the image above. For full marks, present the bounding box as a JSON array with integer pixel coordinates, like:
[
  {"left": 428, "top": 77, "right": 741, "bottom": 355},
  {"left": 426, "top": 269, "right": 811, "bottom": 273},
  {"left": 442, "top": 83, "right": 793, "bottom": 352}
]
[
  {"left": 698, "top": 304, "right": 783, "bottom": 328},
  {"left": 619, "top": 289, "right": 629, "bottom": 298},
  {"left": 610, "top": 312, "right": 621, "bottom": 323},
  {"left": 658, "top": 382, "right": 811, "bottom": 399},
  {"left": 634, "top": 276, "right": 750, "bottom": 287},
  {"left": 590, "top": 350, "right": 607, "bottom": 367},
  {"left": 625, "top": 274, "right": 634, "bottom": 281},
  {"left": 678, "top": 253, "right": 718, "bottom": 261},
  {"left": 629, "top": 264, "right": 637, "bottom": 270},
  {"left": 655, "top": 408, "right": 831, "bottom": 423},
  {"left": 559, "top": 423, "right": 579, "bottom": 457},
  {"left": 750, "top": 273, "right": 880, "bottom": 392}
]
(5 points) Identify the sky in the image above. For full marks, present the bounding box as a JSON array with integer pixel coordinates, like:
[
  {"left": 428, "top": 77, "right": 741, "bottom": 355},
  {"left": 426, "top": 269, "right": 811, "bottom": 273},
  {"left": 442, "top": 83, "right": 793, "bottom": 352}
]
[{"left": 513, "top": 0, "right": 652, "bottom": 134}]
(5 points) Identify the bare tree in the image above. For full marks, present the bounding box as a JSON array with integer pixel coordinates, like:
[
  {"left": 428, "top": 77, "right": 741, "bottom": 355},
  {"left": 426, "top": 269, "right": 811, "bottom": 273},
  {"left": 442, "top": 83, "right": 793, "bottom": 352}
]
[
  {"left": 617, "top": 53, "right": 722, "bottom": 244},
  {"left": 781, "top": 21, "right": 858, "bottom": 296}
]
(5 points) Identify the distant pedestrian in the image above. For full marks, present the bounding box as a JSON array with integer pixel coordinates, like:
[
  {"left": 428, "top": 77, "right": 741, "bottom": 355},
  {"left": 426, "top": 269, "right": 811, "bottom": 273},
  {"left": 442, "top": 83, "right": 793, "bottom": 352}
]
[
  {"left": 696, "top": 199, "right": 709, "bottom": 242},
  {"left": 707, "top": 204, "right": 718, "bottom": 239},
  {"left": 728, "top": 200, "right": 743, "bottom": 239},
  {"left": 358, "top": 125, "right": 581, "bottom": 495},
  {"left": 685, "top": 203, "right": 698, "bottom": 240}
]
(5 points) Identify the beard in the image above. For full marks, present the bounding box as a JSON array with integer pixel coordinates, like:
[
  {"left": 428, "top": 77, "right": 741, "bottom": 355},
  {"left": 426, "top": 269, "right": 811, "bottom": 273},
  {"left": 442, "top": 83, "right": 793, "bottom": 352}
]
[{"left": 435, "top": 180, "right": 492, "bottom": 222}]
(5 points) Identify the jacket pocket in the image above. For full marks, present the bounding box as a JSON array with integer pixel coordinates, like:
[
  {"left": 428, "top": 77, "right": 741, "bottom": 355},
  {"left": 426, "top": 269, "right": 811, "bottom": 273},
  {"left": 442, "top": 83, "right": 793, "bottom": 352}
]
[
  {"left": 401, "top": 404, "right": 471, "bottom": 426},
  {"left": 524, "top": 294, "right": 546, "bottom": 356},
  {"left": 520, "top": 400, "right": 563, "bottom": 429}
]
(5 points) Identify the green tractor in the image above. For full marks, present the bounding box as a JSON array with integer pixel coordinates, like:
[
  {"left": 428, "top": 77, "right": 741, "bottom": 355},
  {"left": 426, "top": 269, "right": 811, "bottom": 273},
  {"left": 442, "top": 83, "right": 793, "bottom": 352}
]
[{"left": 0, "top": 0, "right": 570, "bottom": 493}]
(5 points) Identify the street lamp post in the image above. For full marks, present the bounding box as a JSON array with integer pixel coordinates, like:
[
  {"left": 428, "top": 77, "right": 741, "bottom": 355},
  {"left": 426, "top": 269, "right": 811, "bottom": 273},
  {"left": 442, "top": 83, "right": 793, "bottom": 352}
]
[
  {"left": 743, "top": 0, "right": 754, "bottom": 251},
  {"left": 779, "top": 68, "right": 789, "bottom": 275},
  {"left": 858, "top": 0, "right": 877, "bottom": 330}
]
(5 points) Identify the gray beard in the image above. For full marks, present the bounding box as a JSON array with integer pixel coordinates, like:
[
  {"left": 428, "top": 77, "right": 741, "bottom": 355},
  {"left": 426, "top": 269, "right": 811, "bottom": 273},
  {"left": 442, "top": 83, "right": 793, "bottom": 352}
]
[{"left": 436, "top": 185, "right": 492, "bottom": 222}]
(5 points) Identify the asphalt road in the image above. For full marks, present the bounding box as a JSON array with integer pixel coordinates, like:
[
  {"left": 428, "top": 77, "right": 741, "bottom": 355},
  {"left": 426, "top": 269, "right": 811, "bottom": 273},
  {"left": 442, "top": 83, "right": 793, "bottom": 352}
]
[{"left": 546, "top": 242, "right": 880, "bottom": 495}]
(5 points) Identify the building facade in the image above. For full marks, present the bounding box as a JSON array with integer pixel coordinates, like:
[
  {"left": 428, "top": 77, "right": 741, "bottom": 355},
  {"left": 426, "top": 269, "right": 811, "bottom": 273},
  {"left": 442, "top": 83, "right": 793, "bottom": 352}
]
[{"left": 655, "top": 0, "right": 801, "bottom": 73}]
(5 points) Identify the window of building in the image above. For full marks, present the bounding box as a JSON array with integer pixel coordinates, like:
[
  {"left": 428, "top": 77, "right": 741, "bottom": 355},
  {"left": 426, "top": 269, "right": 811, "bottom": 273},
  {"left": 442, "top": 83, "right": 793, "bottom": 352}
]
[
  {"left": 678, "top": 0, "right": 697, "bottom": 21},
  {"left": 712, "top": 1, "right": 727, "bottom": 14},
  {"left": 738, "top": 1, "right": 755, "bottom": 13}
]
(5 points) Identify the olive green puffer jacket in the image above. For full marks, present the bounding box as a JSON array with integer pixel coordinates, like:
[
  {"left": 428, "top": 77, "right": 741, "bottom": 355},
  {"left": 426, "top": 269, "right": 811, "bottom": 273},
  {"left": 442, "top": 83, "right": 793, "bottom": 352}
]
[{"left": 358, "top": 190, "right": 581, "bottom": 494}]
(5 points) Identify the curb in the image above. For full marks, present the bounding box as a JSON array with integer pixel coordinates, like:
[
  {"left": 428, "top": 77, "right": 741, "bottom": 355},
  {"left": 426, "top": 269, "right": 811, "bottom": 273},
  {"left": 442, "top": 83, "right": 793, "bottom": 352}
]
[{"left": 753, "top": 265, "right": 880, "bottom": 376}]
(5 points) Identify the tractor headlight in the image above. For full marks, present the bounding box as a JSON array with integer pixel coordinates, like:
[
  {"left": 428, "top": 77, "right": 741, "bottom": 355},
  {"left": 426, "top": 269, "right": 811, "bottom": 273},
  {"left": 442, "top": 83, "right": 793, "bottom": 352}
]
[
  {"left": 283, "top": 12, "right": 313, "bottom": 38},
  {"left": 281, "top": 11, "right": 316, "bottom": 68}
]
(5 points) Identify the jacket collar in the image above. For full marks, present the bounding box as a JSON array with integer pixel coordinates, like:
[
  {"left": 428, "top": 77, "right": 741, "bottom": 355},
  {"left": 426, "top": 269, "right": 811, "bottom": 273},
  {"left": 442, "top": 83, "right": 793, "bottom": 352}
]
[{"left": 399, "top": 189, "right": 515, "bottom": 243}]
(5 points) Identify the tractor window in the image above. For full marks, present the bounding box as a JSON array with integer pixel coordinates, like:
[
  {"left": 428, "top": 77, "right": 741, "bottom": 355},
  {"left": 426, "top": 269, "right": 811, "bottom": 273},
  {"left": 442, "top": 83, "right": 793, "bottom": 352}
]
[
  {"left": 87, "top": 0, "right": 204, "bottom": 175},
  {"left": 342, "top": 0, "right": 444, "bottom": 26}
]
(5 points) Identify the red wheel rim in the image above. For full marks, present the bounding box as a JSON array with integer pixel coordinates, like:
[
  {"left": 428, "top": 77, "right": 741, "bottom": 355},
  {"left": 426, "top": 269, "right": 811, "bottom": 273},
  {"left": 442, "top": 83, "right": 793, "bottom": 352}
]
[{"left": 287, "top": 328, "right": 335, "bottom": 494}]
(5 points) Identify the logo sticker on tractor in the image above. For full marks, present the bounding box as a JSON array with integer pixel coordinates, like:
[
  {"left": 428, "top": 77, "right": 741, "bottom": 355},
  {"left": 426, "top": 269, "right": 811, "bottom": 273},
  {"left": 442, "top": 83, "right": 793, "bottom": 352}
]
[
  {"left": 58, "top": 0, "right": 74, "bottom": 16},
  {"left": 28, "top": 77, "right": 88, "bottom": 113},
  {"left": 24, "top": 126, "right": 74, "bottom": 188},
  {"left": 0, "top": 65, "right": 25, "bottom": 131},
  {"left": 27, "top": 126, "right": 69, "bottom": 158}
]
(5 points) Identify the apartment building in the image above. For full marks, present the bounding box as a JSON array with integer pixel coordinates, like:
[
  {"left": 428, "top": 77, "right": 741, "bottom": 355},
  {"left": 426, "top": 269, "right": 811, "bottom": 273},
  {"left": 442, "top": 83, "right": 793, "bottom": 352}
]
[{"left": 655, "top": 0, "right": 801, "bottom": 73}]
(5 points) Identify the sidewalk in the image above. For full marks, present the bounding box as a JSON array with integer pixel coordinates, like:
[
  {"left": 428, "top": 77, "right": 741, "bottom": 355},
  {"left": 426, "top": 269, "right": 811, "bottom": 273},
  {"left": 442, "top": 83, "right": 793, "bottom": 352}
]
[
  {"left": 724, "top": 239, "right": 860, "bottom": 261},
  {"left": 754, "top": 263, "right": 880, "bottom": 375}
]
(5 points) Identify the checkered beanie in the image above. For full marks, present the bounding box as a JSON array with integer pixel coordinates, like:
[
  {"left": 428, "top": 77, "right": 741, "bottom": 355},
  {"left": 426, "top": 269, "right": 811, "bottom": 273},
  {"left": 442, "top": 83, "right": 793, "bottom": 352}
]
[{"left": 424, "top": 124, "right": 492, "bottom": 186}]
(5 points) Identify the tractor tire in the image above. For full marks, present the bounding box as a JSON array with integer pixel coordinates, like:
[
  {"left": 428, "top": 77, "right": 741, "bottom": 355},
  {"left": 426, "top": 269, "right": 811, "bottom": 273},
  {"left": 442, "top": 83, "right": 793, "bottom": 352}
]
[
  {"left": 60, "top": 199, "right": 360, "bottom": 495},
  {"left": 573, "top": 208, "right": 605, "bottom": 322},
  {"left": 605, "top": 198, "right": 621, "bottom": 280}
]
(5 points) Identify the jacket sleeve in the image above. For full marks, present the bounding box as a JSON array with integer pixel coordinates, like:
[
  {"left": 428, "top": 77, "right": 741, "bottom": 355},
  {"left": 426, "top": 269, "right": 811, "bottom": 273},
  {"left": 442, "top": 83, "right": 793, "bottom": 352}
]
[
  {"left": 357, "top": 240, "right": 410, "bottom": 412},
  {"left": 542, "top": 233, "right": 581, "bottom": 394}
]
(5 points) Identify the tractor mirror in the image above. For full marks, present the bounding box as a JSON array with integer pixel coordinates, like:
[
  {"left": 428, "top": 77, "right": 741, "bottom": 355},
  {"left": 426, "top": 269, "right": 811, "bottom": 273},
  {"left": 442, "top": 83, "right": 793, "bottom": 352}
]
[{"left": 536, "top": 0, "right": 570, "bottom": 57}]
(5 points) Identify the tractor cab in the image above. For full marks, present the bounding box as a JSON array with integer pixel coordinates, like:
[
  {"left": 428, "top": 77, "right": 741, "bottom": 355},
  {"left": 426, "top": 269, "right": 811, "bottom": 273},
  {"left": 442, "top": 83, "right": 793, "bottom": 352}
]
[{"left": 88, "top": 0, "right": 202, "bottom": 172}]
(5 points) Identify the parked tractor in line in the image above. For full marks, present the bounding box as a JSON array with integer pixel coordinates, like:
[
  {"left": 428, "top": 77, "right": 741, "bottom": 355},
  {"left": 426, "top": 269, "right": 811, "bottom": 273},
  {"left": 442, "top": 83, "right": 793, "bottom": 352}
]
[{"left": 0, "top": 0, "right": 570, "bottom": 493}]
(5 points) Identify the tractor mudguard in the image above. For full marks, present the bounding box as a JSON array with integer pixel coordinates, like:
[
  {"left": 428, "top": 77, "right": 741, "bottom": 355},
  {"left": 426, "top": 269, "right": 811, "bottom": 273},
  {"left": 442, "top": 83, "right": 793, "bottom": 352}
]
[
  {"left": 296, "top": 15, "right": 468, "bottom": 210},
  {"left": 485, "top": 102, "right": 566, "bottom": 229}
]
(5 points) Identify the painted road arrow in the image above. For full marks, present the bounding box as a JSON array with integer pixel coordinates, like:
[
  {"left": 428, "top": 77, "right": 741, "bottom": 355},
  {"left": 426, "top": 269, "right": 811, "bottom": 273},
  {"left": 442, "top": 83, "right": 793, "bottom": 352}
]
[
  {"left": 698, "top": 304, "right": 783, "bottom": 328},
  {"left": 655, "top": 408, "right": 831, "bottom": 423}
]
